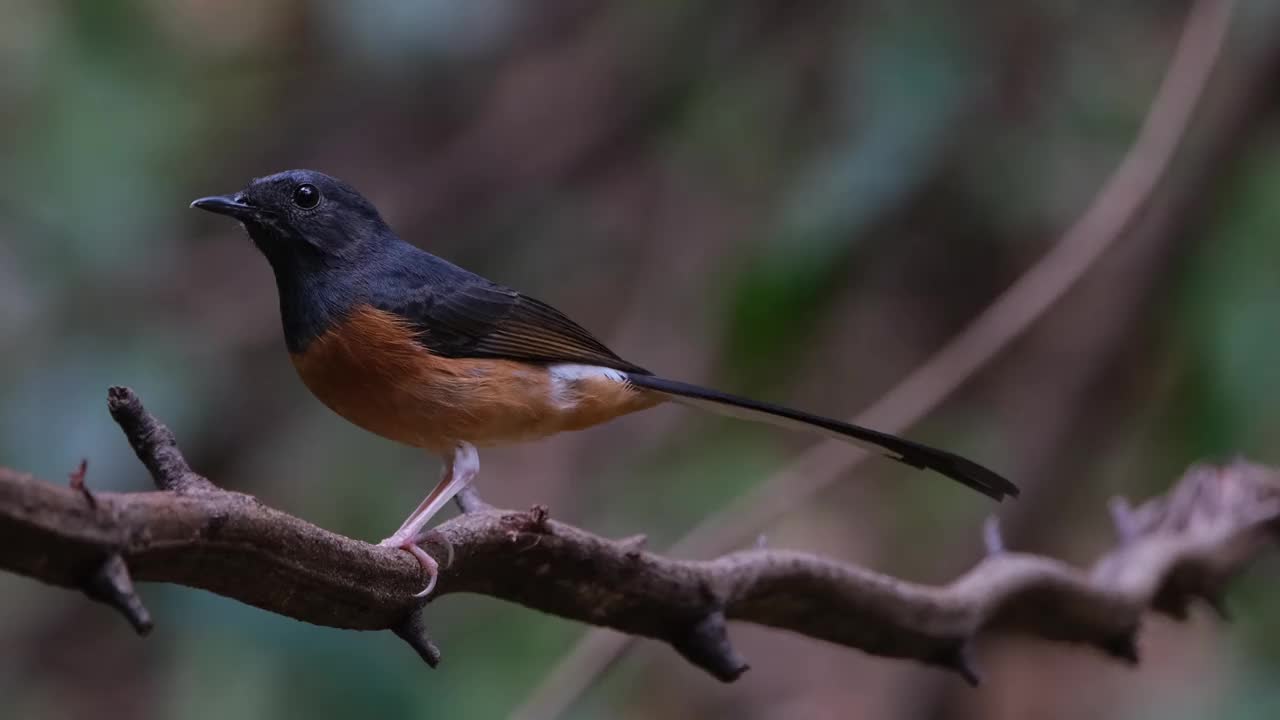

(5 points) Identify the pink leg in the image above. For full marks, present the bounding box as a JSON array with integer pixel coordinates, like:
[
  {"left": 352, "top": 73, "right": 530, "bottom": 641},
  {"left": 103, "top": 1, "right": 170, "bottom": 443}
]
[
  {"left": 380, "top": 442, "right": 479, "bottom": 597},
  {"left": 391, "top": 454, "right": 457, "bottom": 538}
]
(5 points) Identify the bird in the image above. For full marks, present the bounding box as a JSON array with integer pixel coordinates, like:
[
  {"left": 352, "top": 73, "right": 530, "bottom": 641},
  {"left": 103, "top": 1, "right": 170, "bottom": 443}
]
[{"left": 191, "top": 169, "right": 1018, "bottom": 596}]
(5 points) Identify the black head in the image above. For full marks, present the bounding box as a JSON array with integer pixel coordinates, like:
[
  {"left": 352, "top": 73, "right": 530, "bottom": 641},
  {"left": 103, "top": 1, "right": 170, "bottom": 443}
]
[{"left": 191, "top": 169, "right": 391, "bottom": 270}]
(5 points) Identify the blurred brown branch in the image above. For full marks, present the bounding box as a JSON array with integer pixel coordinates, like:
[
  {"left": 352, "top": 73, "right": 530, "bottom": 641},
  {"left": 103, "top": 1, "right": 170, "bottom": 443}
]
[{"left": 0, "top": 387, "right": 1276, "bottom": 686}]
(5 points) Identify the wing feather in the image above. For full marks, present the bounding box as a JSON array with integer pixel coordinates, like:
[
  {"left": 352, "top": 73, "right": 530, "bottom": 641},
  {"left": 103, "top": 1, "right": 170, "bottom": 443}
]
[{"left": 374, "top": 274, "right": 648, "bottom": 374}]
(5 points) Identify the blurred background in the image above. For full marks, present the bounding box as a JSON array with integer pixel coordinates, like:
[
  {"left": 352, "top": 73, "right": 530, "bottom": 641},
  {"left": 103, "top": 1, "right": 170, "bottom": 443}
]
[{"left": 3, "top": 0, "right": 1280, "bottom": 718}]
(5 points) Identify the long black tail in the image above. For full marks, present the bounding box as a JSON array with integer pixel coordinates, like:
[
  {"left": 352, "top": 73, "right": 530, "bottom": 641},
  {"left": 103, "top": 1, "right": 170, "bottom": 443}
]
[{"left": 625, "top": 374, "right": 1018, "bottom": 501}]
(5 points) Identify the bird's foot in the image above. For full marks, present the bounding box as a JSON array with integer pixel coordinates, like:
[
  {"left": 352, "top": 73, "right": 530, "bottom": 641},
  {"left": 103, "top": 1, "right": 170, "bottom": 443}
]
[{"left": 380, "top": 531, "right": 443, "bottom": 598}]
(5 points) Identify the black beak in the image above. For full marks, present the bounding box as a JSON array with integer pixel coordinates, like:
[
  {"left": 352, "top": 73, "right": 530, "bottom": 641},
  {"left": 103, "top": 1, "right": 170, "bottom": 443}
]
[{"left": 190, "top": 194, "right": 260, "bottom": 221}]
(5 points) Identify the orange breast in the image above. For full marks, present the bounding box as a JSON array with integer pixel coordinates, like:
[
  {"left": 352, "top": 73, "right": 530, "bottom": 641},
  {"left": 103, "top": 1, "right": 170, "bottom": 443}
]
[{"left": 289, "top": 305, "right": 658, "bottom": 452}]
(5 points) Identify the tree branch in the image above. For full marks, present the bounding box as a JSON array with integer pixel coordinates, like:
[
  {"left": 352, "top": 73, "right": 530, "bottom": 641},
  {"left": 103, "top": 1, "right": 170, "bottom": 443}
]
[{"left": 1, "top": 387, "right": 1277, "bottom": 684}]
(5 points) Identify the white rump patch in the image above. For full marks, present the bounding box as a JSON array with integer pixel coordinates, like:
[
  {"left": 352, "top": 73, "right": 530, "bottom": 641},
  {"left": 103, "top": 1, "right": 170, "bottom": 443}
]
[{"left": 548, "top": 364, "right": 626, "bottom": 410}]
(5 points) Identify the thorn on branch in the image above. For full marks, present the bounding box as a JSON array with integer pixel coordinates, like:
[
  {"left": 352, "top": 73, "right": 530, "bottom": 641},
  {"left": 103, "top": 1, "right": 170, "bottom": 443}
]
[
  {"left": 392, "top": 609, "right": 442, "bottom": 668},
  {"left": 670, "top": 610, "right": 750, "bottom": 682},
  {"left": 82, "top": 554, "right": 153, "bottom": 635},
  {"left": 934, "top": 642, "right": 981, "bottom": 687},
  {"left": 107, "top": 387, "right": 217, "bottom": 494},
  {"left": 68, "top": 459, "right": 96, "bottom": 509},
  {"left": 982, "top": 516, "right": 1005, "bottom": 556}
]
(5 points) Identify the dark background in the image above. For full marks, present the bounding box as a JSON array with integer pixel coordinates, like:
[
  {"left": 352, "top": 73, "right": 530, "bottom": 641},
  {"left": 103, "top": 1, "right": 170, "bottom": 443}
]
[{"left": 3, "top": 1, "right": 1280, "bottom": 718}]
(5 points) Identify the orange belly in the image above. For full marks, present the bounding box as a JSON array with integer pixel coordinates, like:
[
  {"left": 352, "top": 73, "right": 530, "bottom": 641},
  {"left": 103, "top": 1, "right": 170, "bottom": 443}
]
[{"left": 289, "top": 306, "right": 659, "bottom": 452}]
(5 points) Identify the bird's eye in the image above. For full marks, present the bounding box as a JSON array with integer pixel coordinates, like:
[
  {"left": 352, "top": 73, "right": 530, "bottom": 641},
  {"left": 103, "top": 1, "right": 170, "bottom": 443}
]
[{"left": 292, "top": 184, "right": 321, "bottom": 209}]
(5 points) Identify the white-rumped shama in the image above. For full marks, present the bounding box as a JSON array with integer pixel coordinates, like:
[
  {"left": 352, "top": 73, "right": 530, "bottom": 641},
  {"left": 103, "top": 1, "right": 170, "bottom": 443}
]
[{"left": 192, "top": 169, "right": 1017, "bottom": 596}]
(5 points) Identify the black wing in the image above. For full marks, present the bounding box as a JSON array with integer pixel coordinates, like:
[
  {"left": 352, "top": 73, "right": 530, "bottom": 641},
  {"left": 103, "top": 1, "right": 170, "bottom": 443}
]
[{"left": 373, "top": 263, "right": 649, "bottom": 374}]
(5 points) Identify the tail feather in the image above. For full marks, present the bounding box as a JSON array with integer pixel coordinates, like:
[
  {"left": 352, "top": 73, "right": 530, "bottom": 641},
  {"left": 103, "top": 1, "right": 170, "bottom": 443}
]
[{"left": 625, "top": 374, "right": 1018, "bottom": 501}]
